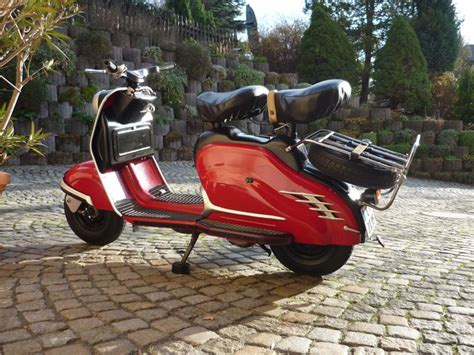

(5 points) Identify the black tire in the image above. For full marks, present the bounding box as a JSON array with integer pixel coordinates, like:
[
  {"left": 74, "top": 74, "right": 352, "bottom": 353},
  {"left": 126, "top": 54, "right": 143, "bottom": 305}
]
[
  {"left": 64, "top": 200, "right": 124, "bottom": 246},
  {"left": 271, "top": 243, "right": 353, "bottom": 276},
  {"left": 309, "top": 145, "right": 399, "bottom": 189}
]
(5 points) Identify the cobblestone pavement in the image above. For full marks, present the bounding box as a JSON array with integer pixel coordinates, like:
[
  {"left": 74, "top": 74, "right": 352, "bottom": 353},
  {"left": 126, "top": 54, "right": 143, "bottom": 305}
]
[{"left": 0, "top": 162, "right": 473, "bottom": 355}]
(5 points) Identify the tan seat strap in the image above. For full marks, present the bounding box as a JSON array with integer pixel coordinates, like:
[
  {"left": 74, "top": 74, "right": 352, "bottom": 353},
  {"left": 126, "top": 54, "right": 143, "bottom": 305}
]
[{"left": 267, "top": 90, "right": 278, "bottom": 124}]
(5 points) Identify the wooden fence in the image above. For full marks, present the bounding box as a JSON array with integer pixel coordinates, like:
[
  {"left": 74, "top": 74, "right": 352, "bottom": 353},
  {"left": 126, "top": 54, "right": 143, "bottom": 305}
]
[{"left": 77, "top": 0, "right": 238, "bottom": 53}]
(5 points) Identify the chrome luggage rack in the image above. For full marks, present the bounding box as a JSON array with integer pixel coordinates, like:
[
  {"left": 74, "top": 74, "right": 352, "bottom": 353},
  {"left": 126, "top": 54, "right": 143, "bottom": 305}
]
[{"left": 287, "top": 129, "right": 421, "bottom": 211}]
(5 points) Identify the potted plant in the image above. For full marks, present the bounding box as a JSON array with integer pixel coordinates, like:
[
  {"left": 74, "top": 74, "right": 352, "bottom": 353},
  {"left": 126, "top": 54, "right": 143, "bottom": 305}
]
[{"left": 0, "top": 0, "right": 79, "bottom": 194}]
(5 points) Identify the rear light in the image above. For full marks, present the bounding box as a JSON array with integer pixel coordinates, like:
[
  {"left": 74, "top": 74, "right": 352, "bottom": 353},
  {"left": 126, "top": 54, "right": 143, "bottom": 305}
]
[{"left": 360, "top": 188, "right": 381, "bottom": 205}]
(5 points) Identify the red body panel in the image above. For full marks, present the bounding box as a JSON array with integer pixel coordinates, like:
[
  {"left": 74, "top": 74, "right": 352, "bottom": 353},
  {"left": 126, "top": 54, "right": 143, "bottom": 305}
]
[
  {"left": 196, "top": 143, "right": 361, "bottom": 246},
  {"left": 63, "top": 145, "right": 363, "bottom": 246},
  {"left": 63, "top": 161, "right": 113, "bottom": 211}
]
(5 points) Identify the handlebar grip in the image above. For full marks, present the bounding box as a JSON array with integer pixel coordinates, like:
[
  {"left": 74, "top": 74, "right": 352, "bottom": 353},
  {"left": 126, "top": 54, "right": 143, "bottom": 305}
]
[
  {"left": 159, "top": 63, "right": 176, "bottom": 71},
  {"left": 104, "top": 60, "right": 118, "bottom": 73},
  {"left": 85, "top": 69, "right": 107, "bottom": 74}
]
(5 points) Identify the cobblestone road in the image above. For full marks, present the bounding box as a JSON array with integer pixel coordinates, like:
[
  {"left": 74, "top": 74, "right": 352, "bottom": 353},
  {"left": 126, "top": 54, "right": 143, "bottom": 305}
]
[{"left": 0, "top": 162, "right": 473, "bottom": 354}]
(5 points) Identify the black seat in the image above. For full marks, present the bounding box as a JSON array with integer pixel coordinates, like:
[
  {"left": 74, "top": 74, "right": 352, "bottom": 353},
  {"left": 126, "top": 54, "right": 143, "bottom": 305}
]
[
  {"left": 197, "top": 85, "right": 268, "bottom": 123},
  {"left": 272, "top": 80, "right": 351, "bottom": 123}
]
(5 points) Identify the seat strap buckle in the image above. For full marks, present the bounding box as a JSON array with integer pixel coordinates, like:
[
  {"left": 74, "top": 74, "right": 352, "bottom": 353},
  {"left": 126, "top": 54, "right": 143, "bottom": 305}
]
[
  {"left": 351, "top": 143, "right": 369, "bottom": 160},
  {"left": 267, "top": 90, "right": 278, "bottom": 124}
]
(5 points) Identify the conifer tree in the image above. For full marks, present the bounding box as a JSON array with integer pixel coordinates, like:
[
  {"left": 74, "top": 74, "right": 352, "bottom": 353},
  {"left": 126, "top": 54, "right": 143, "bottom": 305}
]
[
  {"left": 455, "top": 69, "right": 474, "bottom": 124},
  {"left": 373, "top": 17, "right": 432, "bottom": 113},
  {"left": 413, "top": 0, "right": 460, "bottom": 74},
  {"left": 296, "top": 3, "right": 359, "bottom": 85},
  {"left": 166, "top": 0, "right": 192, "bottom": 20}
]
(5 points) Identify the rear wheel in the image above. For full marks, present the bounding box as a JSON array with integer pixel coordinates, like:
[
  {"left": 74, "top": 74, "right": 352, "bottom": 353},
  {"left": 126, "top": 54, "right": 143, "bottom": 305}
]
[
  {"left": 271, "top": 243, "right": 352, "bottom": 276},
  {"left": 64, "top": 200, "right": 124, "bottom": 246}
]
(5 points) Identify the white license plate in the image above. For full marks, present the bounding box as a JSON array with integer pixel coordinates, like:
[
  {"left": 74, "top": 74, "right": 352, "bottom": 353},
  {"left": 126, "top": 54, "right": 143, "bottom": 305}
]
[{"left": 362, "top": 207, "right": 377, "bottom": 239}]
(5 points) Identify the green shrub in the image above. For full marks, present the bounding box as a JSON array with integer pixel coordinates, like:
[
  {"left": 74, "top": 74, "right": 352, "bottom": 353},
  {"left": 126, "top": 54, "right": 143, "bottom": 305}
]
[
  {"left": 415, "top": 144, "right": 430, "bottom": 158},
  {"left": 233, "top": 64, "right": 265, "bottom": 87},
  {"left": 416, "top": 144, "right": 454, "bottom": 158},
  {"left": 395, "top": 129, "right": 418, "bottom": 144},
  {"left": 80, "top": 84, "right": 99, "bottom": 103},
  {"left": 218, "top": 80, "right": 236, "bottom": 92},
  {"left": 142, "top": 46, "right": 163, "bottom": 64},
  {"left": 72, "top": 111, "right": 95, "bottom": 128},
  {"left": 253, "top": 56, "right": 268, "bottom": 64},
  {"left": 432, "top": 145, "right": 454, "bottom": 158},
  {"left": 76, "top": 31, "right": 112, "bottom": 63},
  {"left": 59, "top": 87, "right": 82, "bottom": 107},
  {"left": 147, "top": 68, "right": 187, "bottom": 119},
  {"left": 459, "top": 131, "right": 474, "bottom": 154},
  {"left": 437, "top": 129, "right": 460, "bottom": 147},
  {"left": 276, "top": 84, "right": 289, "bottom": 90},
  {"left": 359, "top": 132, "right": 378, "bottom": 144},
  {"left": 294, "top": 83, "right": 311, "bottom": 89},
  {"left": 383, "top": 143, "right": 411, "bottom": 154},
  {"left": 176, "top": 39, "right": 212, "bottom": 80},
  {"left": 265, "top": 72, "right": 280, "bottom": 85},
  {"left": 377, "top": 129, "right": 395, "bottom": 145}
]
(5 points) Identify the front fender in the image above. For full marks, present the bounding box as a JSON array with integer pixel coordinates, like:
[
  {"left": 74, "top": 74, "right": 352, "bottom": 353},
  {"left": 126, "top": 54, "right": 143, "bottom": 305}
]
[{"left": 62, "top": 160, "right": 113, "bottom": 211}]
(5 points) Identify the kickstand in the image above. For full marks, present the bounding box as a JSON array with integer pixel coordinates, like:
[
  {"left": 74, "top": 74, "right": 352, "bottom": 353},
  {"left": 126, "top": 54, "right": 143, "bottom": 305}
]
[
  {"left": 259, "top": 244, "right": 272, "bottom": 257},
  {"left": 172, "top": 232, "right": 200, "bottom": 274}
]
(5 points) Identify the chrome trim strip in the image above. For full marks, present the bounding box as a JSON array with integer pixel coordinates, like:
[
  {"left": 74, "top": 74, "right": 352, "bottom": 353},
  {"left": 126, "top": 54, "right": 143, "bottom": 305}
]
[
  {"left": 296, "top": 199, "right": 333, "bottom": 206},
  {"left": 280, "top": 190, "right": 344, "bottom": 222},
  {"left": 310, "top": 207, "right": 341, "bottom": 214},
  {"left": 60, "top": 180, "right": 94, "bottom": 207},
  {"left": 280, "top": 190, "right": 325, "bottom": 198},
  {"left": 319, "top": 216, "right": 344, "bottom": 221},
  {"left": 344, "top": 226, "right": 360, "bottom": 234},
  {"left": 202, "top": 189, "right": 286, "bottom": 221}
]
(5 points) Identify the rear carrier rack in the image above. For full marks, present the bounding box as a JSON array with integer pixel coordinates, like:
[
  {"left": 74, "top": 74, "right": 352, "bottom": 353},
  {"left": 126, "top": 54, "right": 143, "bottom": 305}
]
[{"left": 287, "top": 129, "right": 420, "bottom": 211}]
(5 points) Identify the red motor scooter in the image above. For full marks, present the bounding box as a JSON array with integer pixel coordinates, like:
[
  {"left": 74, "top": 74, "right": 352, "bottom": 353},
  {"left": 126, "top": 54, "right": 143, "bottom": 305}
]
[{"left": 61, "top": 61, "right": 419, "bottom": 276}]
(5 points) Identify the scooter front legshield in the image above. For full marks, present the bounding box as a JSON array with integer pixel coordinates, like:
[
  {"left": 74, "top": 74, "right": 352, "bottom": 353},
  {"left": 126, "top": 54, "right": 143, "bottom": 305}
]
[{"left": 62, "top": 160, "right": 114, "bottom": 211}]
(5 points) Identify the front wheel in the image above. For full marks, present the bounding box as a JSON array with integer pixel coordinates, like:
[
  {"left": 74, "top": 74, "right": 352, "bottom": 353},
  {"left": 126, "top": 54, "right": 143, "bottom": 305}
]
[
  {"left": 64, "top": 200, "right": 124, "bottom": 246},
  {"left": 271, "top": 243, "right": 353, "bottom": 276}
]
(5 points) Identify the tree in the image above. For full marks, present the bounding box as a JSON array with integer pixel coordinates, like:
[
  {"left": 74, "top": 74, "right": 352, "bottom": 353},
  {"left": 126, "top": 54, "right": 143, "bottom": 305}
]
[
  {"left": 305, "top": 1, "right": 416, "bottom": 104},
  {"left": 259, "top": 20, "right": 306, "bottom": 73},
  {"left": 165, "top": 0, "right": 192, "bottom": 20},
  {"left": 413, "top": 0, "right": 460, "bottom": 74},
  {"left": 190, "top": 0, "right": 211, "bottom": 25},
  {"left": 455, "top": 69, "right": 474, "bottom": 124},
  {"left": 372, "top": 17, "right": 432, "bottom": 113},
  {"left": 0, "top": 0, "right": 79, "bottom": 164},
  {"left": 297, "top": 3, "right": 359, "bottom": 86},
  {"left": 203, "top": 0, "right": 245, "bottom": 31}
]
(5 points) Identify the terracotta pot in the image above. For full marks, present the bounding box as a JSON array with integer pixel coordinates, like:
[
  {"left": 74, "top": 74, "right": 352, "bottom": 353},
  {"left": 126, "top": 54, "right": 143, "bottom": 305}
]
[{"left": 0, "top": 171, "right": 11, "bottom": 195}]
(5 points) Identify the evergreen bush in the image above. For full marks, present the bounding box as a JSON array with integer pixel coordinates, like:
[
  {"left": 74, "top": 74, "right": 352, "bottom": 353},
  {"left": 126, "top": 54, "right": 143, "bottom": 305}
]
[
  {"left": 176, "top": 40, "right": 212, "bottom": 81},
  {"left": 459, "top": 131, "right": 474, "bottom": 154},
  {"left": 142, "top": 46, "right": 163, "bottom": 64},
  {"left": 232, "top": 64, "right": 265, "bottom": 87},
  {"left": 147, "top": 69, "right": 187, "bottom": 119},
  {"left": 437, "top": 129, "right": 460, "bottom": 147},
  {"left": 395, "top": 129, "right": 418, "bottom": 144},
  {"left": 455, "top": 69, "right": 474, "bottom": 125},
  {"left": 372, "top": 17, "right": 432, "bottom": 114},
  {"left": 296, "top": 3, "right": 359, "bottom": 86}
]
